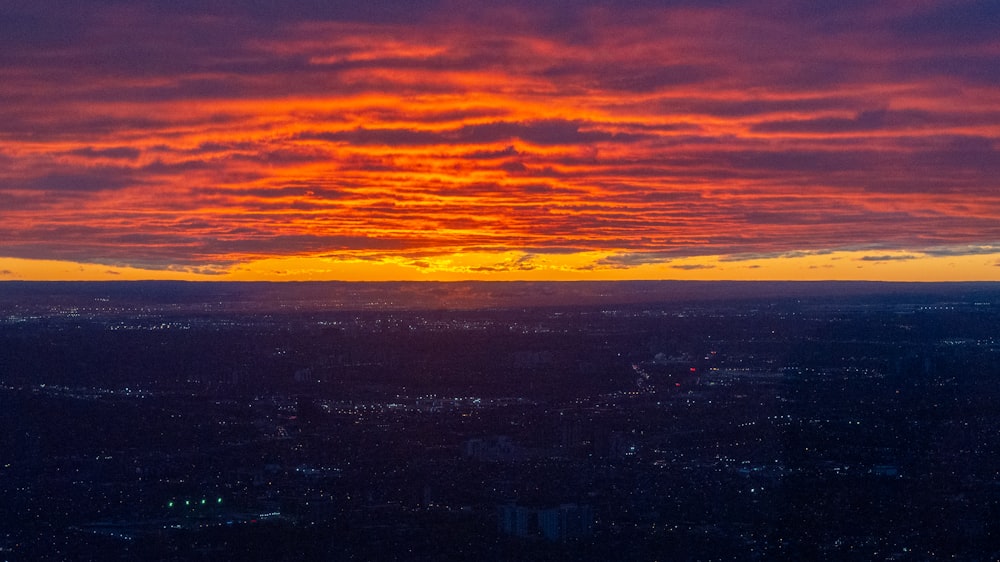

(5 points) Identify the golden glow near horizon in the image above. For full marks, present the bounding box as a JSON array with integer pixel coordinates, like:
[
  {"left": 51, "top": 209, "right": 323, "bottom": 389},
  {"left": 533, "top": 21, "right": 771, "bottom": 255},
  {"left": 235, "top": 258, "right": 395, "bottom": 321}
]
[
  {"left": 3, "top": 250, "right": 998, "bottom": 282},
  {"left": 0, "top": 2, "right": 998, "bottom": 281}
]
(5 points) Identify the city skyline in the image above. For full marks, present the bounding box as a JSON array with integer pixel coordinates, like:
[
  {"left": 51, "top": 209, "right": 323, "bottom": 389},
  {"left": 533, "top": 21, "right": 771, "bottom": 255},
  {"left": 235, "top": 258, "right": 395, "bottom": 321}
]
[{"left": 2, "top": 0, "right": 999, "bottom": 281}]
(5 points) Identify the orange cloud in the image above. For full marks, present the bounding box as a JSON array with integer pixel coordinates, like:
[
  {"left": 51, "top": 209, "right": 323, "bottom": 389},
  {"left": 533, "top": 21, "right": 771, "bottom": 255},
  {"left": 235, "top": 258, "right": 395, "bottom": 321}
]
[{"left": 0, "top": 1, "right": 997, "bottom": 280}]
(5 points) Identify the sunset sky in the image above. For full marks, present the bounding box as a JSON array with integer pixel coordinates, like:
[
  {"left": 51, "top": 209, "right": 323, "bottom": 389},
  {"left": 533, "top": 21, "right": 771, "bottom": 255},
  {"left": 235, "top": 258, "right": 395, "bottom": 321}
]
[{"left": 1, "top": 0, "right": 998, "bottom": 281}]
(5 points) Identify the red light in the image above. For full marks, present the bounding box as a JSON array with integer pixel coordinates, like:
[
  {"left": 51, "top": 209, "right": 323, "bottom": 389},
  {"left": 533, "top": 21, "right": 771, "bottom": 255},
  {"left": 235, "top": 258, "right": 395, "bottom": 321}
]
[
  {"left": 689, "top": 367, "right": 697, "bottom": 372},
  {"left": 675, "top": 383, "right": 681, "bottom": 387}
]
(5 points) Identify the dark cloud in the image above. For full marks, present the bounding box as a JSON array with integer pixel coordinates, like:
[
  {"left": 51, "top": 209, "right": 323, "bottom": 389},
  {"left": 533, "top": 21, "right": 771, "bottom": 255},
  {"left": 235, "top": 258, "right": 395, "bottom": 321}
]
[
  {"left": 718, "top": 148, "right": 877, "bottom": 175},
  {"left": 922, "top": 245, "right": 1000, "bottom": 258},
  {"left": 600, "top": 64, "right": 715, "bottom": 92},
  {"left": 201, "top": 186, "right": 352, "bottom": 201},
  {"left": 461, "top": 120, "right": 644, "bottom": 145},
  {"left": 596, "top": 253, "right": 676, "bottom": 268},
  {"left": 469, "top": 255, "right": 538, "bottom": 273},
  {"left": 300, "top": 120, "right": 646, "bottom": 147},
  {"left": 893, "top": 1, "right": 1000, "bottom": 45},
  {"left": 138, "top": 160, "right": 213, "bottom": 175},
  {"left": 751, "top": 109, "right": 939, "bottom": 134},
  {"left": 66, "top": 147, "right": 142, "bottom": 160},
  {"left": 299, "top": 128, "right": 438, "bottom": 147},
  {"left": 0, "top": 113, "right": 241, "bottom": 140},
  {"left": 18, "top": 170, "right": 137, "bottom": 192},
  {"left": 499, "top": 161, "right": 528, "bottom": 173},
  {"left": 465, "top": 145, "right": 520, "bottom": 160},
  {"left": 658, "top": 96, "right": 859, "bottom": 118},
  {"left": 143, "top": 0, "right": 441, "bottom": 25},
  {"left": 165, "top": 264, "right": 230, "bottom": 276},
  {"left": 893, "top": 54, "right": 1000, "bottom": 86},
  {"left": 229, "top": 147, "right": 334, "bottom": 165},
  {"left": 0, "top": 6, "right": 86, "bottom": 50},
  {"left": 543, "top": 62, "right": 715, "bottom": 93},
  {"left": 905, "top": 136, "right": 1000, "bottom": 174},
  {"left": 719, "top": 250, "right": 837, "bottom": 262},
  {"left": 670, "top": 263, "right": 715, "bottom": 270},
  {"left": 857, "top": 254, "right": 919, "bottom": 262}
]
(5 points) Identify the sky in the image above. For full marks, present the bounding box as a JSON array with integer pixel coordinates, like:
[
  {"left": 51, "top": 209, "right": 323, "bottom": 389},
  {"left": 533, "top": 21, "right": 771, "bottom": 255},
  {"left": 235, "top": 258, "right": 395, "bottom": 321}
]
[{"left": 1, "top": 0, "right": 998, "bottom": 281}]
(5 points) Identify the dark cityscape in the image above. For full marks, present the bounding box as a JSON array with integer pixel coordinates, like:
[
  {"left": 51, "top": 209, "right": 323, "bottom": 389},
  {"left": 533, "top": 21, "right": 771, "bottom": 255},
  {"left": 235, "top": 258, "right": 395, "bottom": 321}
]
[{"left": 1, "top": 281, "right": 999, "bottom": 560}]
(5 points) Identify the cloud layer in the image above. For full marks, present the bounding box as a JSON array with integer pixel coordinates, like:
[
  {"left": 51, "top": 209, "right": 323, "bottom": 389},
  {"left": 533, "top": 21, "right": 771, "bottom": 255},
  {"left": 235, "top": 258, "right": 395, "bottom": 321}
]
[{"left": 1, "top": 0, "right": 998, "bottom": 276}]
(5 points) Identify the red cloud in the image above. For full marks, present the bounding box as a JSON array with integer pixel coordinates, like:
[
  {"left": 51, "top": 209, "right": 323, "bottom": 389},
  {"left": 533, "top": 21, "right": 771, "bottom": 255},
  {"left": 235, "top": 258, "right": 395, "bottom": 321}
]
[{"left": 0, "top": 1, "right": 997, "bottom": 272}]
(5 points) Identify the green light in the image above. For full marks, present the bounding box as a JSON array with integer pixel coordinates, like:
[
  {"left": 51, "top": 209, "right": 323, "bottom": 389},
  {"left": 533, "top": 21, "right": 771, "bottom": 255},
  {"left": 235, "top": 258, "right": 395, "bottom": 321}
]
[
  {"left": 168, "top": 501, "right": 174, "bottom": 508},
  {"left": 217, "top": 497, "right": 223, "bottom": 504},
  {"left": 185, "top": 500, "right": 190, "bottom": 506},
  {"left": 201, "top": 498, "right": 206, "bottom": 505}
]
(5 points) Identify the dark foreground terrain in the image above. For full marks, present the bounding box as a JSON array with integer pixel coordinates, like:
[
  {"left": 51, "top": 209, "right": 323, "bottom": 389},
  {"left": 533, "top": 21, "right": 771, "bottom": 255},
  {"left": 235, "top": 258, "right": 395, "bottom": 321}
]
[{"left": 1, "top": 281, "right": 999, "bottom": 560}]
